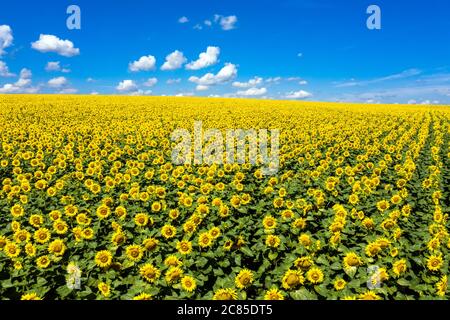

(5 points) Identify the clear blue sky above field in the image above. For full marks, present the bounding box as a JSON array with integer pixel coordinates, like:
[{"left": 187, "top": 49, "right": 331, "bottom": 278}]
[{"left": 1, "top": 0, "right": 450, "bottom": 104}]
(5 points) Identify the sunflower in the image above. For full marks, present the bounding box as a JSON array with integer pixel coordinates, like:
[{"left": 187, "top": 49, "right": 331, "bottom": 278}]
[
  {"left": 81, "top": 228, "right": 94, "bottom": 240},
  {"left": 125, "top": 245, "right": 144, "bottom": 262},
  {"left": 365, "top": 242, "right": 381, "bottom": 257},
  {"left": 376, "top": 200, "right": 390, "bottom": 212},
  {"left": 265, "top": 235, "right": 281, "bottom": 248},
  {"left": 294, "top": 256, "right": 313, "bottom": 270},
  {"left": 95, "top": 250, "right": 113, "bottom": 268},
  {"left": 165, "top": 266, "right": 183, "bottom": 284},
  {"left": 161, "top": 224, "right": 176, "bottom": 239},
  {"left": 133, "top": 293, "right": 153, "bottom": 300},
  {"left": 10, "top": 204, "right": 24, "bottom": 218},
  {"left": 235, "top": 269, "right": 254, "bottom": 289},
  {"left": 392, "top": 259, "right": 407, "bottom": 277},
  {"left": 53, "top": 219, "right": 68, "bottom": 235},
  {"left": 164, "top": 255, "right": 182, "bottom": 267},
  {"left": 282, "top": 269, "right": 304, "bottom": 290},
  {"left": 14, "top": 229, "right": 30, "bottom": 243},
  {"left": 209, "top": 227, "right": 221, "bottom": 239},
  {"left": 213, "top": 288, "right": 238, "bottom": 300},
  {"left": 48, "top": 239, "right": 66, "bottom": 256},
  {"left": 21, "top": 293, "right": 42, "bottom": 300},
  {"left": 176, "top": 240, "right": 192, "bottom": 255},
  {"left": 134, "top": 213, "right": 149, "bottom": 227},
  {"left": 198, "top": 232, "right": 213, "bottom": 248},
  {"left": 139, "top": 263, "right": 161, "bottom": 283},
  {"left": 264, "top": 288, "right": 284, "bottom": 300},
  {"left": 348, "top": 194, "right": 359, "bottom": 205},
  {"left": 29, "top": 214, "right": 44, "bottom": 228},
  {"left": 98, "top": 282, "right": 111, "bottom": 297},
  {"left": 298, "top": 234, "right": 312, "bottom": 247},
  {"left": 306, "top": 267, "right": 324, "bottom": 284},
  {"left": 181, "top": 275, "right": 197, "bottom": 292},
  {"left": 358, "top": 290, "right": 382, "bottom": 300},
  {"left": 36, "top": 255, "right": 51, "bottom": 269},
  {"left": 426, "top": 254, "right": 443, "bottom": 271},
  {"left": 111, "top": 231, "right": 126, "bottom": 246},
  {"left": 292, "top": 218, "right": 307, "bottom": 230},
  {"left": 436, "top": 275, "right": 448, "bottom": 297},
  {"left": 96, "top": 204, "right": 111, "bottom": 220},
  {"left": 262, "top": 215, "right": 277, "bottom": 229},
  {"left": 334, "top": 278, "right": 346, "bottom": 291},
  {"left": 142, "top": 237, "right": 159, "bottom": 251},
  {"left": 4, "top": 242, "right": 21, "bottom": 258}
]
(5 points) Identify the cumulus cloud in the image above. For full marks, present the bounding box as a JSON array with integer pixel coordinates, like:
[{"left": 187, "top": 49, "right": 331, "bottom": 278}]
[
  {"left": 116, "top": 80, "right": 137, "bottom": 92},
  {"left": 129, "top": 89, "right": 153, "bottom": 96},
  {"left": 214, "top": 15, "right": 238, "bottom": 30},
  {"left": 196, "top": 85, "right": 209, "bottom": 91},
  {"left": 188, "top": 63, "right": 237, "bottom": 87},
  {"left": 186, "top": 46, "right": 220, "bottom": 70},
  {"left": 167, "top": 78, "right": 181, "bottom": 84},
  {"left": 161, "top": 50, "right": 187, "bottom": 71},
  {"left": 0, "top": 25, "right": 13, "bottom": 55},
  {"left": 45, "top": 61, "right": 61, "bottom": 72},
  {"left": 128, "top": 55, "right": 156, "bottom": 72},
  {"left": 0, "top": 60, "right": 14, "bottom": 77},
  {"left": 232, "top": 77, "right": 263, "bottom": 88},
  {"left": 299, "top": 80, "right": 308, "bottom": 85},
  {"left": 237, "top": 87, "right": 267, "bottom": 96},
  {"left": 48, "top": 76, "right": 68, "bottom": 88},
  {"left": 58, "top": 88, "right": 78, "bottom": 94},
  {"left": 31, "top": 34, "right": 79, "bottom": 57},
  {"left": 0, "top": 68, "right": 38, "bottom": 93},
  {"left": 265, "top": 77, "right": 282, "bottom": 83},
  {"left": 143, "top": 77, "right": 158, "bottom": 87},
  {"left": 285, "top": 90, "right": 312, "bottom": 99},
  {"left": 178, "top": 16, "right": 189, "bottom": 23}
]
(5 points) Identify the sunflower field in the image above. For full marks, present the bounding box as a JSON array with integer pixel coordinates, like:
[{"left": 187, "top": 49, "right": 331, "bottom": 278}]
[{"left": 0, "top": 94, "right": 449, "bottom": 300}]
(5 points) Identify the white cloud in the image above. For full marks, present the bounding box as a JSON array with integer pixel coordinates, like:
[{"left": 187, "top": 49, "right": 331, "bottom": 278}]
[
  {"left": 116, "top": 80, "right": 137, "bottom": 92},
  {"left": 161, "top": 50, "right": 187, "bottom": 71},
  {"left": 285, "top": 90, "right": 312, "bottom": 99},
  {"left": 129, "top": 89, "right": 152, "bottom": 96},
  {"left": 45, "top": 61, "right": 61, "bottom": 72},
  {"left": 299, "top": 80, "right": 308, "bottom": 85},
  {"left": 237, "top": 87, "right": 267, "bottom": 96},
  {"left": 196, "top": 85, "right": 209, "bottom": 91},
  {"left": 407, "top": 99, "right": 417, "bottom": 104},
  {"left": 265, "top": 77, "right": 282, "bottom": 83},
  {"left": 193, "top": 24, "right": 203, "bottom": 30},
  {"left": 0, "top": 68, "right": 38, "bottom": 93},
  {"left": 214, "top": 15, "right": 238, "bottom": 30},
  {"left": 178, "top": 16, "right": 189, "bottom": 23},
  {"left": 48, "top": 76, "right": 68, "bottom": 88},
  {"left": 86, "top": 77, "right": 95, "bottom": 82},
  {"left": 297, "top": 53, "right": 303, "bottom": 57},
  {"left": 129, "top": 55, "right": 156, "bottom": 72},
  {"left": 90, "top": 91, "right": 99, "bottom": 95},
  {"left": 31, "top": 34, "right": 79, "bottom": 57},
  {"left": 232, "top": 77, "right": 263, "bottom": 88},
  {"left": 59, "top": 88, "right": 78, "bottom": 94},
  {"left": 143, "top": 77, "right": 158, "bottom": 87},
  {"left": 0, "top": 60, "right": 14, "bottom": 77},
  {"left": 188, "top": 63, "right": 237, "bottom": 86},
  {"left": 167, "top": 78, "right": 181, "bottom": 84},
  {"left": 204, "top": 20, "right": 212, "bottom": 26},
  {"left": 0, "top": 25, "right": 13, "bottom": 55},
  {"left": 186, "top": 46, "right": 220, "bottom": 70}
]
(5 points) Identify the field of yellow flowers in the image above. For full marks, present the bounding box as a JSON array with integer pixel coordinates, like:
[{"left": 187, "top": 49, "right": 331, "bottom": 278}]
[{"left": 0, "top": 94, "right": 449, "bottom": 300}]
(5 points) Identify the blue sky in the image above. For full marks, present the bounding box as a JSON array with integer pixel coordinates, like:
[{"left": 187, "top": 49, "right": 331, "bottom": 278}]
[{"left": 1, "top": 0, "right": 449, "bottom": 104}]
